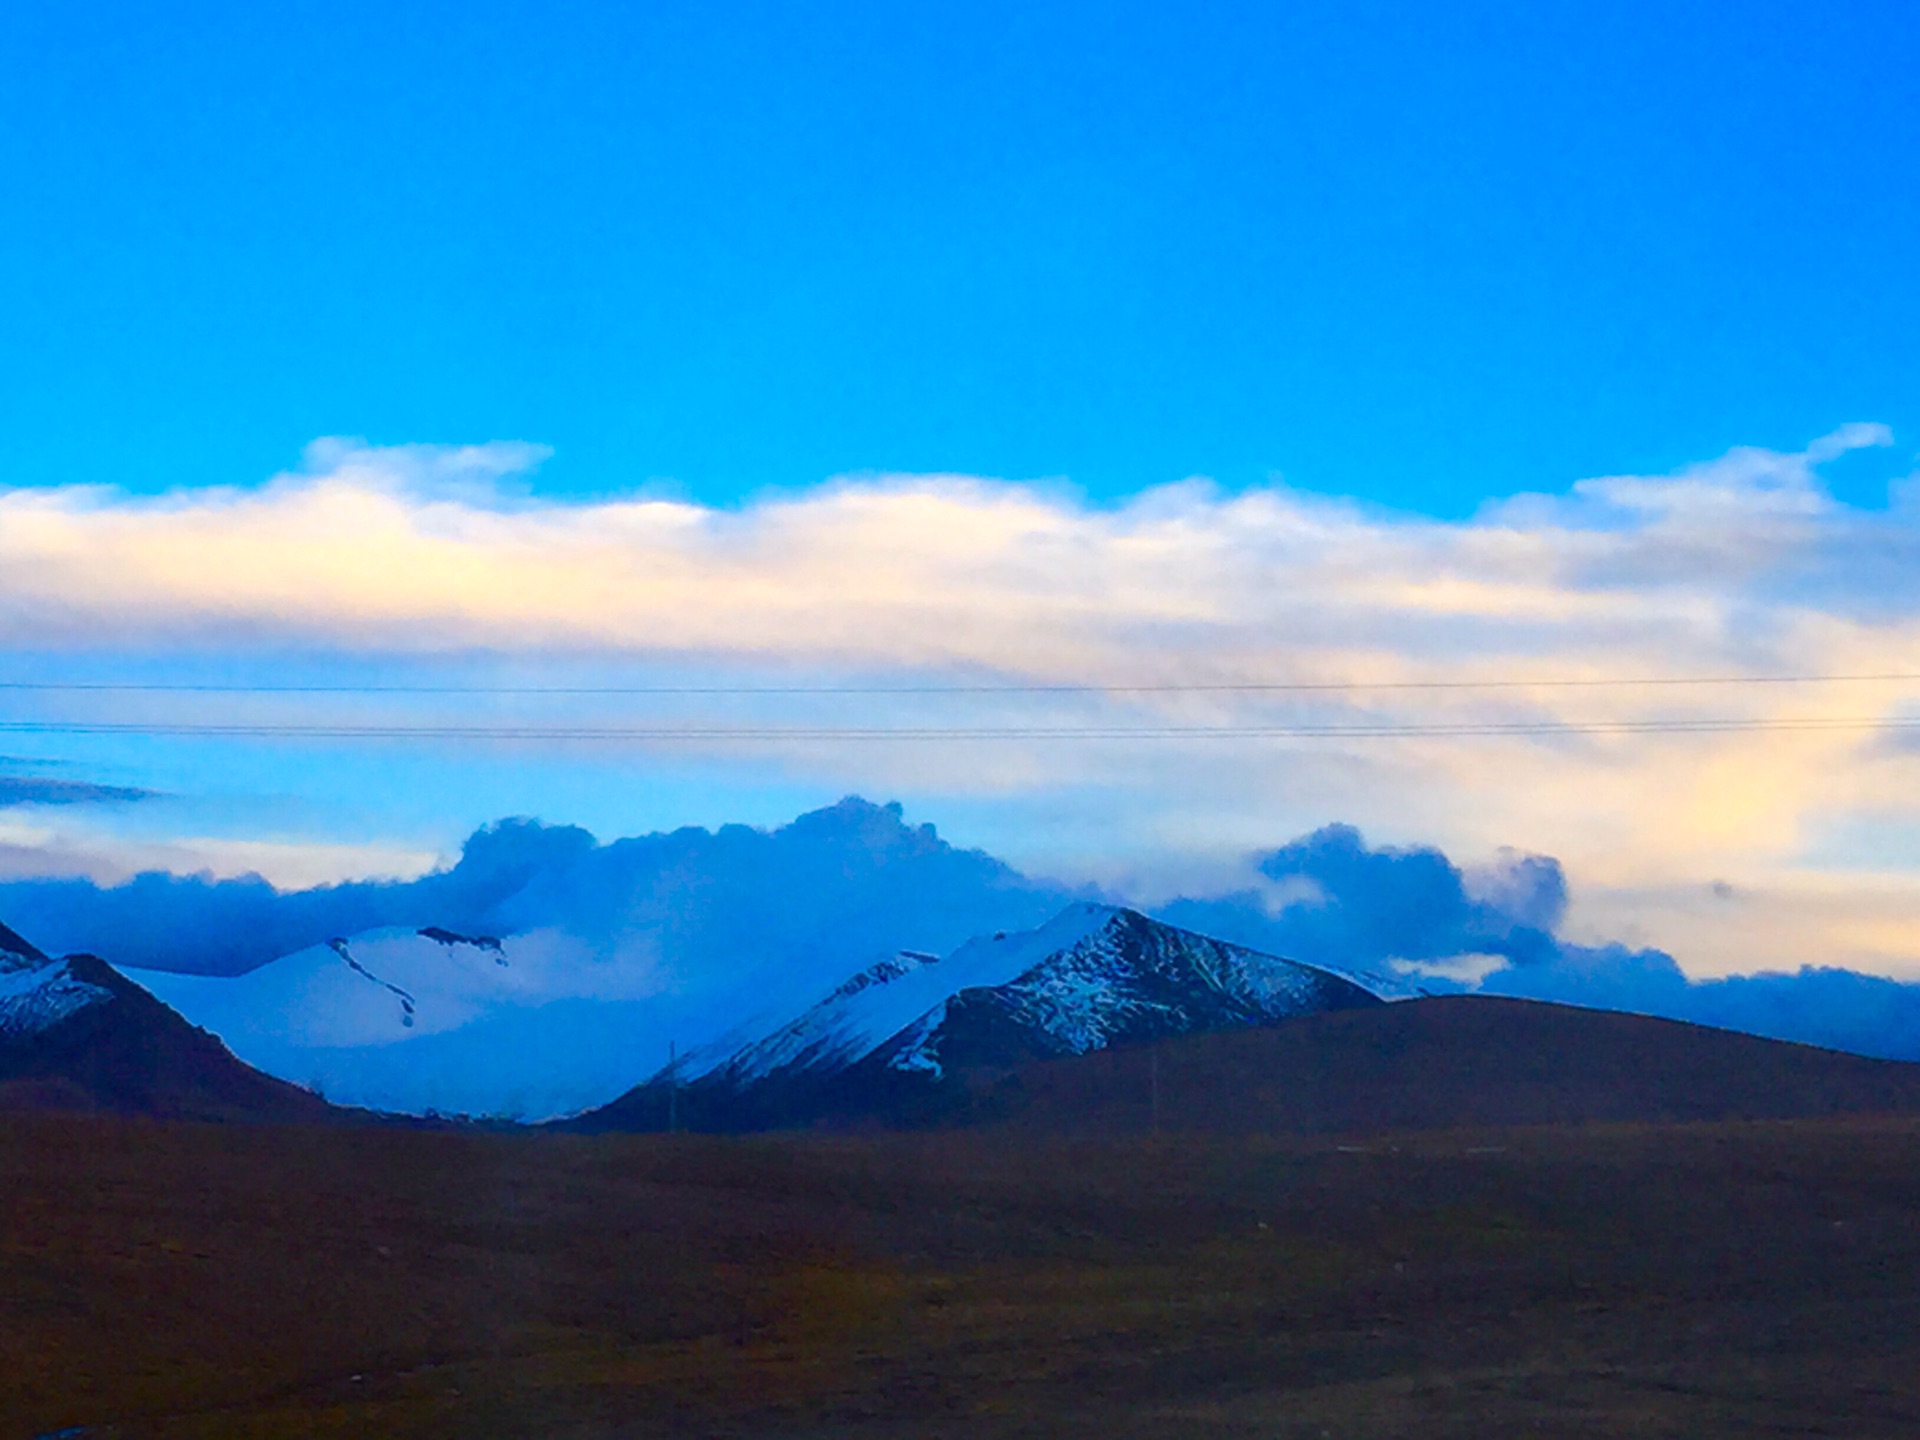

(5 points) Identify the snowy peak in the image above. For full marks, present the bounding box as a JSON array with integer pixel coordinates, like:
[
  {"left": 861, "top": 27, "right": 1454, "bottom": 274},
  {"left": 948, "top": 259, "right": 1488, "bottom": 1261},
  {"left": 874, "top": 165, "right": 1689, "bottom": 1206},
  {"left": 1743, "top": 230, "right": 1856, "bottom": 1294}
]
[
  {"left": 0, "top": 917, "right": 113, "bottom": 1040},
  {"left": 585, "top": 904, "right": 1381, "bottom": 1131},
  {"left": 714, "top": 904, "right": 1122, "bottom": 1086},
  {"left": 0, "top": 919, "right": 336, "bottom": 1121},
  {"left": 877, "top": 905, "right": 1381, "bottom": 1077},
  {"left": 680, "top": 945, "right": 953, "bottom": 1088},
  {"left": 142, "top": 924, "right": 532, "bottom": 1051},
  {"left": 829, "top": 949, "right": 940, "bottom": 1001},
  {"left": 702, "top": 900, "right": 1381, "bottom": 1091},
  {"left": 0, "top": 954, "right": 114, "bottom": 1040}
]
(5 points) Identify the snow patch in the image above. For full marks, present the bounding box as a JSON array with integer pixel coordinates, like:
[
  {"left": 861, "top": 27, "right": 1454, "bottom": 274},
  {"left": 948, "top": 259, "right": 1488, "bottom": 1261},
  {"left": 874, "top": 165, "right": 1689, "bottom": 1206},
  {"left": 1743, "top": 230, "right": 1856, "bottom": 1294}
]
[
  {"left": 700, "top": 903, "right": 1121, "bottom": 1086},
  {"left": 0, "top": 960, "right": 112, "bottom": 1039},
  {"left": 130, "top": 924, "right": 686, "bottom": 1117}
]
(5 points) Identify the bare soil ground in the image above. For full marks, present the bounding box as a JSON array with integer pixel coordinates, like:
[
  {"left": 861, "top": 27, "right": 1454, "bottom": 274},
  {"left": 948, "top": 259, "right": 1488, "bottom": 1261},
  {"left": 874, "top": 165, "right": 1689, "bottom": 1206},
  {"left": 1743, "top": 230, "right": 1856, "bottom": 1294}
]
[{"left": 6, "top": 1110, "right": 1920, "bottom": 1438}]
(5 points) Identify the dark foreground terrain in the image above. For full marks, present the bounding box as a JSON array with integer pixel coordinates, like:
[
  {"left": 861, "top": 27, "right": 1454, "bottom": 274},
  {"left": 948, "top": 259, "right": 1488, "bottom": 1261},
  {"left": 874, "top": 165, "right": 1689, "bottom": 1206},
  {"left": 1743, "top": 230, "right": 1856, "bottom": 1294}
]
[{"left": 7, "top": 1108, "right": 1920, "bottom": 1438}]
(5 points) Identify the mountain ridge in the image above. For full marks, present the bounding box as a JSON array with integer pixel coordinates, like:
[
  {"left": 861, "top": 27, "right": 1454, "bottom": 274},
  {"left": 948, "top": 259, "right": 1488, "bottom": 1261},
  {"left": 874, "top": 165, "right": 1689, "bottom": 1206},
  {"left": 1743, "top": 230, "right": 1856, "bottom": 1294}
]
[
  {"left": 0, "top": 920, "right": 339, "bottom": 1122},
  {"left": 577, "top": 903, "right": 1382, "bottom": 1132}
]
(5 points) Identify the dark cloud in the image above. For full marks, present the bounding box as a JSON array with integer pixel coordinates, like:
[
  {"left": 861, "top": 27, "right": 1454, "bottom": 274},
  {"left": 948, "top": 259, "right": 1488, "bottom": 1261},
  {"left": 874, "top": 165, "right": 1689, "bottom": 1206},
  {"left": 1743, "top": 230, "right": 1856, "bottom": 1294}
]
[
  {"left": 0, "top": 799, "right": 1073, "bottom": 987},
  {"left": 1156, "top": 824, "right": 1565, "bottom": 974},
  {"left": 0, "top": 817, "right": 595, "bottom": 975},
  {"left": 0, "top": 776, "right": 155, "bottom": 807}
]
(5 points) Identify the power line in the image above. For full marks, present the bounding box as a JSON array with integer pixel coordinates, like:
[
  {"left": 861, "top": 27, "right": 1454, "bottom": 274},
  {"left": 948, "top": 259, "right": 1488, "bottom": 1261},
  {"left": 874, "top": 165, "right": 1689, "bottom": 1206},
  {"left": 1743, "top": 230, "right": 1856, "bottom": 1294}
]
[
  {"left": 0, "top": 672, "right": 1919, "bottom": 697},
  {"left": 0, "top": 717, "right": 1913, "bottom": 742}
]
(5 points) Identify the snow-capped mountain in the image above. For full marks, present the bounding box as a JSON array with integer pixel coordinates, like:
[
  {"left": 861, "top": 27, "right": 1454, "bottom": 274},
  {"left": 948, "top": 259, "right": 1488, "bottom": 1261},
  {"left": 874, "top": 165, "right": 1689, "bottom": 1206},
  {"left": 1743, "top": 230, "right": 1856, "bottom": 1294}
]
[
  {"left": 129, "top": 924, "right": 648, "bottom": 1119},
  {"left": 134, "top": 920, "right": 882, "bottom": 1119},
  {"left": 872, "top": 904, "right": 1382, "bottom": 1072},
  {"left": 127, "top": 901, "right": 1380, "bottom": 1125},
  {"left": 121, "top": 798, "right": 1078, "bottom": 1120},
  {"left": 580, "top": 904, "right": 1382, "bottom": 1131},
  {"left": 0, "top": 920, "right": 332, "bottom": 1121}
]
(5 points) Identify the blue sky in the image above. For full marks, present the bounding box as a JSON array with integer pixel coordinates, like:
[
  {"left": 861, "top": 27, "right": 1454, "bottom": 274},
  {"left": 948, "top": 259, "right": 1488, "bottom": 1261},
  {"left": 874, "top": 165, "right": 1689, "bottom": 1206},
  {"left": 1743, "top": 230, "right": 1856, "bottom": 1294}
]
[
  {"left": 3, "top": 0, "right": 1916, "bottom": 511},
  {"left": 2, "top": 2, "right": 1919, "bottom": 987}
]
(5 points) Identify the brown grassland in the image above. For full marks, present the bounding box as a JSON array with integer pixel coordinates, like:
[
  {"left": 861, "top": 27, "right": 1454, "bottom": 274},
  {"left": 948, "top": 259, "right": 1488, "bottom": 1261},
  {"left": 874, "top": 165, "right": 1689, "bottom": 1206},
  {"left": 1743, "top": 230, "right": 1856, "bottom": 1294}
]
[{"left": 6, "top": 1108, "right": 1920, "bottom": 1438}]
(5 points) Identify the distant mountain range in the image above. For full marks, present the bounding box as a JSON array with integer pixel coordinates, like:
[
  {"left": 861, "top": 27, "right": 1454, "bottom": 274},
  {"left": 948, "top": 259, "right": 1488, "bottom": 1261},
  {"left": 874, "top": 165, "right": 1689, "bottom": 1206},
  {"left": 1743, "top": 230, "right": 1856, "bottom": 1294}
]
[
  {"left": 11, "top": 907, "right": 1920, "bottom": 1138},
  {"left": 6, "top": 902, "right": 1389, "bottom": 1127},
  {"left": 11, "top": 798, "right": 1920, "bottom": 1103},
  {"left": 6, "top": 796, "right": 1920, "bottom": 1135},
  {"left": 125, "top": 900, "right": 1389, "bottom": 1121},
  {"left": 0, "top": 921, "right": 331, "bottom": 1122}
]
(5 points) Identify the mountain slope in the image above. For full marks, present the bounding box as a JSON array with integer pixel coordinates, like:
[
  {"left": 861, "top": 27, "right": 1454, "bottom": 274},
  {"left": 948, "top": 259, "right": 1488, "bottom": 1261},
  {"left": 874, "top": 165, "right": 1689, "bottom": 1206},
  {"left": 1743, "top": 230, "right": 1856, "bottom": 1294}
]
[
  {"left": 0, "top": 921, "right": 336, "bottom": 1121},
  {"left": 581, "top": 904, "right": 1382, "bottom": 1131},
  {"left": 131, "top": 924, "right": 684, "bottom": 1120},
  {"left": 979, "top": 993, "right": 1920, "bottom": 1136}
]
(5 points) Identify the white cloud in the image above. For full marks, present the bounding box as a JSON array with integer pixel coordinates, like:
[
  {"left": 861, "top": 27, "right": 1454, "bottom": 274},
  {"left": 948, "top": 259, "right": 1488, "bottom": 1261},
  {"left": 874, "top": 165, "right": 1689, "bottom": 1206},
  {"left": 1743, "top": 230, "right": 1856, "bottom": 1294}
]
[
  {"left": 2, "top": 428, "right": 1919, "bottom": 978},
  {"left": 0, "top": 815, "right": 442, "bottom": 889},
  {"left": 0, "top": 428, "right": 1909, "bottom": 662},
  {"left": 1389, "top": 953, "right": 1510, "bottom": 986}
]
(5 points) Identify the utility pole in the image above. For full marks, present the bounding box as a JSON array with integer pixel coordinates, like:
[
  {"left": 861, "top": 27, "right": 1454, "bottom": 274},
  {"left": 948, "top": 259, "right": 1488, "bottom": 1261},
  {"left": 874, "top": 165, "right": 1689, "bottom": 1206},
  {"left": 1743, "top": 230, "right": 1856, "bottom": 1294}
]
[{"left": 668, "top": 1040, "right": 679, "bottom": 1134}]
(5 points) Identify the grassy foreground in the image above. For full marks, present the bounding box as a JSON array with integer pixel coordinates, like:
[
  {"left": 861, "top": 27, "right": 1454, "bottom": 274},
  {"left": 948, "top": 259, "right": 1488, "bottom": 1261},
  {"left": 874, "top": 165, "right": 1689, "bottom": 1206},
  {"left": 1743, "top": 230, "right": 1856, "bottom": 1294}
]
[{"left": 6, "top": 1111, "right": 1920, "bottom": 1437}]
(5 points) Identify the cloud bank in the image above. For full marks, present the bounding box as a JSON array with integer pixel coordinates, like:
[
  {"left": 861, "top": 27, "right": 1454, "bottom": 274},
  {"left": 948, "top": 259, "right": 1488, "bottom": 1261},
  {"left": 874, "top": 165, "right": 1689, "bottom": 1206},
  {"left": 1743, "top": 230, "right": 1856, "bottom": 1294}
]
[
  {"left": 3, "top": 428, "right": 1916, "bottom": 663},
  {"left": 2, "top": 430, "right": 1919, "bottom": 979},
  {"left": 0, "top": 800, "right": 1071, "bottom": 987}
]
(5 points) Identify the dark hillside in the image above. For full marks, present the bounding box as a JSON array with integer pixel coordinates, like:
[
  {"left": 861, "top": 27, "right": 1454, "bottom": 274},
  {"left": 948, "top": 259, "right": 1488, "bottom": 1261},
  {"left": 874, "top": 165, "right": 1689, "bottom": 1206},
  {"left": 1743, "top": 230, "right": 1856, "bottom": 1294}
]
[
  {"left": 1, "top": 928, "right": 337, "bottom": 1123},
  {"left": 981, "top": 994, "right": 1920, "bottom": 1135}
]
